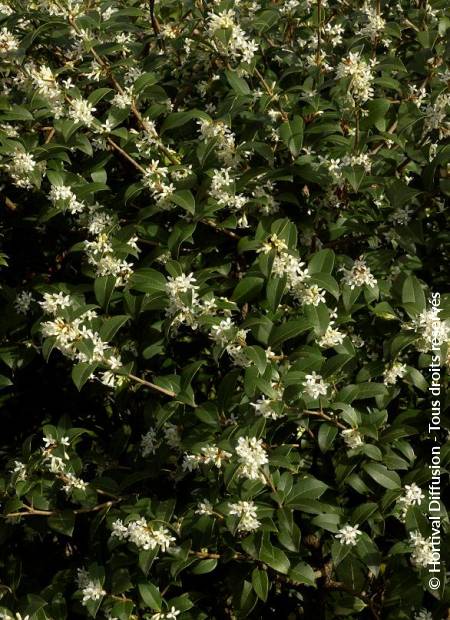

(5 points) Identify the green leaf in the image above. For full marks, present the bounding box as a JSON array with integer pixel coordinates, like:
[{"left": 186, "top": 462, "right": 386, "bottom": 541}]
[
  {"left": 331, "top": 539, "right": 353, "bottom": 566},
  {"left": 318, "top": 423, "right": 338, "bottom": 452},
  {"left": 190, "top": 559, "right": 218, "bottom": 574},
  {"left": 337, "top": 383, "right": 388, "bottom": 403},
  {"left": 308, "top": 249, "right": 335, "bottom": 274},
  {"left": 288, "top": 562, "right": 316, "bottom": 586},
  {"left": 48, "top": 511, "right": 75, "bottom": 537},
  {"left": 309, "top": 273, "right": 340, "bottom": 299},
  {"left": 94, "top": 276, "right": 116, "bottom": 311},
  {"left": 99, "top": 315, "right": 129, "bottom": 342},
  {"left": 269, "top": 318, "right": 311, "bottom": 349},
  {"left": 259, "top": 540, "right": 290, "bottom": 574},
  {"left": 279, "top": 115, "right": 304, "bottom": 157},
  {"left": 169, "top": 189, "right": 196, "bottom": 215},
  {"left": 402, "top": 275, "right": 426, "bottom": 315},
  {"left": 161, "top": 109, "right": 211, "bottom": 133},
  {"left": 129, "top": 268, "right": 167, "bottom": 293},
  {"left": 266, "top": 275, "right": 286, "bottom": 311},
  {"left": 363, "top": 463, "right": 401, "bottom": 489},
  {"left": 351, "top": 502, "right": 379, "bottom": 525},
  {"left": 138, "top": 583, "right": 162, "bottom": 610},
  {"left": 133, "top": 72, "right": 158, "bottom": 94},
  {"left": 0, "top": 374, "right": 12, "bottom": 388},
  {"left": 245, "top": 345, "right": 267, "bottom": 375},
  {"left": 225, "top": 70, "right": 251, "bottom": 95},
  {"left": 251, "top": 568, "right": 269, "bottom": 601},
  {"left": 72, "top": 363, "right": 97, "bottom": 391},
  {"left": 231, "top": 276, "right": 265, "bottom": 304},
  {"left": 287, "top": 476, "right": 328, "bottom": 505},
  {"left": 87, "top": 88, "right": 113, "bottom": 106}
]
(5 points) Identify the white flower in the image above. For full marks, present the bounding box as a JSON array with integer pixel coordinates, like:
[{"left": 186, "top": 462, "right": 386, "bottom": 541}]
[
  {"left": 111, "top": 88, "right": 133, "bottom": 109},
  {"left": 318, "top": 323, "right": 345, "bottom": 348},
  {"left": 341, "top": 428, "right": 364, "bottom": 449},
  {"left": 409, "top": 531, "right": 434, "bottom": 568},
  {"left": 207, "top": 9, "right": 257, "bottom": 65},
  {"left": 11, "top": 460, "right": 27, "bottom": 481},
  {"left": 0, "top": 27, "right": 19, "bottom": 52},
  {"left": 210, "top": 317, "right": 236, "bottom": 346},
  {"left": 302, "top": 372, "right": 329, "bottom": 399},
  {"left": 409, "top": 308, "right": 449, "bottom": 353},
  {"left": 195, "top": 499, "right": 214, "bottom": 515},
  {"left": 335, "top": 523, "right": 362, "bottom": 546},
  {"left": 336, "top": 52, "right": 376, "bottom": 103},
  {"left": 341, "top": 258, "right": 377, "bottom": 289},
  {"left": 5, "top": 150, "right": 37, "bottom": 188},
  {"left": 62, "top": 473, "right": 87, "bottom": 494},
  {"left": 163, "top": 423, "right": 181, "bottom": 448},
  {"left": 235, "top": 436, "right": 268, "bottom": 481},
  {"left": 69, "top": 98, "right": 96, "bottom": 126},
  {"left": 228, "top": 500, "right": 260, "bottom": 533},
  {"left": 294, "top": 283, "right": 326, "bottom": 306},
  {"left": 111, "top": 519, "right": 129, "bottom": 540},
  {"left": 14, "top": 291, "right": 33, "bottom": 314},
  {"left": 183, "top": 445, "right": 231, "bottom": 470},
  {"left": 141, "top": 428, "right": 158, "bottom": 457},
  {"left": 250, "top": 396, "right": 282, "bottom": 420},
  {"left": 39, "top": 292, "right": 72, "bottom": 315},
  {"left": 397, "top": 483, "right": 425, "bottom": 521},
  {"left": 81, "top": 581, "right": 106, "bottom": 604},
  {"left": 181, "top": 452, "right": 200, "bottom": 472},
  {"left": 151, "top": 608, "right": 180, "bottom": 620},
  {"left": 357, "top": 3, "right": 386, "bottom": 42},
  {"left": 49, "top": 185, "right": 84, "bottom": 214},
  {"left": 201, "top": 444, "right": 232, "bottom": 468},
  {"left": 383, "top": 362, "right": 407, "bottom": 385},
  {"left": 111, "top": 517, "right": 176, "bottom": 552},
  {"left": 414, "top": 609, "right": 433, "bottom": 620}
]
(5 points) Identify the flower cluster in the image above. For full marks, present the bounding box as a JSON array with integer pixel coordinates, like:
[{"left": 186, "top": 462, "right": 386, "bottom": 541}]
[
  {"left": 234, "top": 436, "right": 268, "bottom": 481},
  {"left": 336, "top": 52, "right": 376, "bottom": 104},
  {"left": 396, "top": 483, "right": 425, "bottom": 521},
  {"left": 228, "top": 500, "right": 260, "bottom": 533},
  {"left": 341, "top": 258, "right": 377, "bottom": 290},
  {"left": 111, "top": 518, "right": 176, "bottom": 553},
  {"left": 335, "top": 524, "right": 362, "bottom": 546},
  {"left": 409, "top": 531, "right": 435, "bottom": 568}
]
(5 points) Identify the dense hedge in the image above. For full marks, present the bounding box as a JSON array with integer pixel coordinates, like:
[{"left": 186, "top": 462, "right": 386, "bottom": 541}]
[{"left": 0, "top": 0, "right": 449, "bottom": 619}]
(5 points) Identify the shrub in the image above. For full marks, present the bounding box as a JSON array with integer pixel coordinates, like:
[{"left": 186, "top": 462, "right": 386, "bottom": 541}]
[{"left": 0, "top": 0, "right": 449, "bottom": 619}]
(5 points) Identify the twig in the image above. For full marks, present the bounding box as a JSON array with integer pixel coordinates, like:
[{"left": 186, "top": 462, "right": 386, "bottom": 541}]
[
  {"left": 302, "top": 409, "right": 346, "bottom": 430},
  {"left": 128, "top": 373, "right": 177, "bottom": 397},
  {"left": 5, "top": 499, "right": 119, "bottom": 518}
]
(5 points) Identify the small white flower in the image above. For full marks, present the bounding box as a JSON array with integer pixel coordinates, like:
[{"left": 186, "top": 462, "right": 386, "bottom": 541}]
[
  {"left": 228, "top": 500, "right": 260, "bottom": 533},
  {"left": 195, "top": 499, "right": 214, "bottom": 515},
  {"left": 335, "top": 523, "right": 362, "bottom": 546},
  {"left": 235, "top": 436, "right": 268, "bottom": 481},
  {"left": 69, "top": 98, "right": 97, "bottom": 126},
  {"left": 409, "top": 531, "right": 434, "bottom": 567},
  {"left": 250, "top": 396, "right": 283, "bottom": 420},
  {"left": 81, "top": 581, "right": 106, "bottom": 604},
  {"left": 141, "top": 427, "right": 158, "bottom": 457},
  {"left": 414, "top": 609, "right": 433, "bottom": 620},
  {"left": 383, "top": 362, "right": 407, "bottom": 385},
  {"left": 302, "top": 372, "right": 329, "bottom": 399},
  {"left": 341, "top": 428, "right": 364, "bottom": 449},
  {"left": 341, "top": 258, "right": 377, "bottom": 289},
  {"left": 14, "top": 291, "right": 33, "bottom": 314},
  {"left": 39, "top": 292, "right": 72, "bottom": 315}
]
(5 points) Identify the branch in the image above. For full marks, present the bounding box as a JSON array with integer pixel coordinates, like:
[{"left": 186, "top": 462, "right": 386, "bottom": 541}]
[
  {"left": 128, "top": 373, "right": 177, "bottom": 398},
  {"left": 302, "top": 409, "right": 346, "bottom": 430},
  {"left": 5, "top": 499, "right": 119, "bottom": 519}
]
